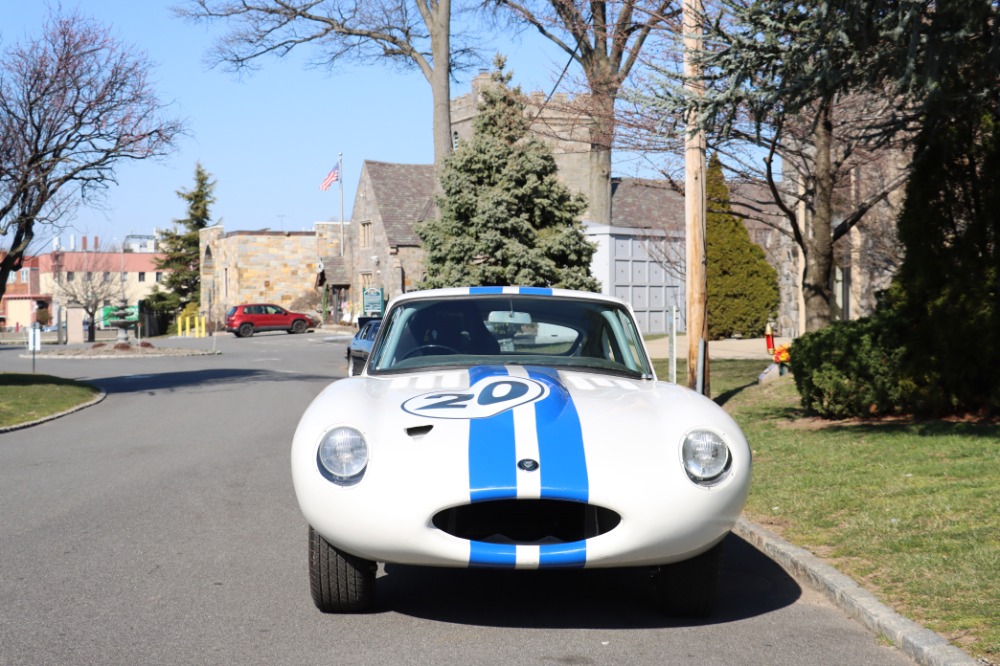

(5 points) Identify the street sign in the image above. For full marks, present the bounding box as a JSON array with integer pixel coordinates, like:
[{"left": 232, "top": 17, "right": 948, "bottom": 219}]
[{"left": 363, "top": 288, "right": 384, "bottom": 316}]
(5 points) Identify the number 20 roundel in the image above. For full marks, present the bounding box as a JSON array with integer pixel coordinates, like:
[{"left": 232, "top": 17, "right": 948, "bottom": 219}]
[{"left": 401, "top": 376, "right": 548, "bottom": 420}]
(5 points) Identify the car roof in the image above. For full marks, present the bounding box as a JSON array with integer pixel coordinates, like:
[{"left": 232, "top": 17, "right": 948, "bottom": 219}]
[{"left": 387, "top": 287, "right": 632, "bottom": 310}]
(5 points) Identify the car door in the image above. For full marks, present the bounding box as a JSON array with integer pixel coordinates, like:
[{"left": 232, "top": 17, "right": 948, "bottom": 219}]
[{"left": 262, "top": 305, "right": 287, "bottom": 331}]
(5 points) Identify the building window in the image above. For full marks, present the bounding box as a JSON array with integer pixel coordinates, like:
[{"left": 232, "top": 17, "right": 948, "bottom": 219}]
[
  {"left": 360, "top": 221, "right": 373, "bottom": 248},
  {"left": 103, "top": 272, "right": 111, "bottom": 282},
  {"left": 359, "top": 272, "right": 373, "bottom": 290},
  {"left": 121, "top": 271, "right": 127, "bottom": 282},
  {"left": 20, "top": 268, "right": 29, "bottom": 283},
  {"left": 155, "top": 272, "right": 162, "bottom": 283},
  {"left": 138, "top": 272, "right": 146, "bottom": 282},
  {"left": 66, "top": 272, "right": 75, "bottom": 282}
]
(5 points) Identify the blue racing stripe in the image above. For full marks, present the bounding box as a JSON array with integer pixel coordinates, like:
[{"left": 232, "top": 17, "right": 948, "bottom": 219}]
[
  {"left": 468, "top": 366, "right": 517, "bottom": 503},
  {"left": 517, "top": 287, "right": 552, "bottom": 296},
  {"left": 469, "top": 286, "right": 504, "bottom": 294},
  {"left": 539, "top": 541, "right": 588, "bottom": 568},
  {"left": 528, "top": 367, "right": 589, "bottom": 504},
  {"left": 469, "top": 541, "right": 517, "bottom": 568}
]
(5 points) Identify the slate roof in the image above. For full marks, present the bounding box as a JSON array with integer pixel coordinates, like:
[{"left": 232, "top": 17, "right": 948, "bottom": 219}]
[
  {"left": 365, "top": 161, "right": 437, "bottom": 247},
  {"left": 361, "top": 166, "right": 688, "bottom": 241},
  {"left": 610, "top": 178, "right": 685, "bottom": 233},
  {"left": 316, "top": 255, "right": 350, "bottom": 286}
]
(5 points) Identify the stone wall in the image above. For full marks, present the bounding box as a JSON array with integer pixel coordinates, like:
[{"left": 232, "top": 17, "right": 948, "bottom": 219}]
[{"left": 200, "top": 227, "right": 321, "bottom": 325}]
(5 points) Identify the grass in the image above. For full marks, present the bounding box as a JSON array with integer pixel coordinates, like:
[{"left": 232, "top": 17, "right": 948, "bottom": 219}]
[
  {"left": 0, "top": 373, "right": 100, "bottom": 428},
  {"left": 671, "top": 360, "right": 999, "bottom": 663}
]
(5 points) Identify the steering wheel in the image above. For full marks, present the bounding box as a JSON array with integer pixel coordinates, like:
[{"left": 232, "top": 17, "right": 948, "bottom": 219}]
[{"left": 400, "top": 344, "right": 460, "bottom": 360}]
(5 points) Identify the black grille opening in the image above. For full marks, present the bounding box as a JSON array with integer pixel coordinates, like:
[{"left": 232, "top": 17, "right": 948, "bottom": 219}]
[{"left": 433, "top": 500, "right": 621, "bottom": 544}]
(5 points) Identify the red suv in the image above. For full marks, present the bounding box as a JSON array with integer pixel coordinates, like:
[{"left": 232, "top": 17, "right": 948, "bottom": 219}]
[{"left": 225, "top": 304, "right": 318, "bottom": 338}]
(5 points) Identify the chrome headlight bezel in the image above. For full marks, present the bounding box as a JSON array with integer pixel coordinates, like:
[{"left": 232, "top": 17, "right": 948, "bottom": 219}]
[
  {"left": 316, "top": 426, "right": 369, "bottom": 486},
  {"left": 680, "top": 428, "right": 732, "bottom": 486}
]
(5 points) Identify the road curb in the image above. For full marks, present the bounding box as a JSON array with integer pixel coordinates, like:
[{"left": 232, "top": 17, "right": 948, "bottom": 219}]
[
  {"left": 0, "top": 389, "right": 107, "bottom": 434},
  {"left": 735, "top": 517, "right": 979, "bottom": 666}
]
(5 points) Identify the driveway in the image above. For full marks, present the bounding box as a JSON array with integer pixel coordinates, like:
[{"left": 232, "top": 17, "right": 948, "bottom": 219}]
[{"left": 0, "top": 334, "right": 916, "bottom": 665}]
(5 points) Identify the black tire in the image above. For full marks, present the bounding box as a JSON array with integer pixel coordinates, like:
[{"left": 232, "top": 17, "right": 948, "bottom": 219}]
[
  {"left": 653, "top": 540, "right": 725, "bottom": 617},
  {"left": 347, "top": 354, "right": 357, "bottom": 376},
  {"left": 291, "top": 319, "right": 307, "bottom": 334},
  {"left": 308, "top": 526, "right": 376, "bottom": 613},
  {"left": 238, "top": 323, "right": 254, "bottom": 338}
]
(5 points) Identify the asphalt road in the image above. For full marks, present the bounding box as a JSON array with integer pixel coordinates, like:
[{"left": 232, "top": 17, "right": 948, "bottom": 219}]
[{"left": 0, "top": 333, "right": 916, "bottom": 666}]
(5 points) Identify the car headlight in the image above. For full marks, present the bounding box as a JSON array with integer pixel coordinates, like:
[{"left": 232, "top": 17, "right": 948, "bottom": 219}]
[
  {"left": 317, "top": 427, "right": 369, "bottom": 485},
  {"left": 681, "top": 429, "right": 731, "bottom": 485}
]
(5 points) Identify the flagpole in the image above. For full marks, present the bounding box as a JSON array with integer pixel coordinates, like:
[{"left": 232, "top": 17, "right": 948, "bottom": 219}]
[{"left": 338, "top": 153, "right": 344, "bottom": 257}]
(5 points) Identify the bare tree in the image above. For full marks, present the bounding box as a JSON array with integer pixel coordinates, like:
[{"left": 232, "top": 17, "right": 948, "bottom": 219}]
[
  {"left": 0, "top": 10, "right": 182, "bottom": 303},
  {"left": 178, "top": 0, "right": 480, "bottom": 171},
  {"left": 625, "top": 72, "right": 910, "bottom": 333},
  {"left": 490, "top": 0, "right": 678, "bottom": 226},
  {"left": 52, "top": 250, "right": 128, "bottom": 343}
]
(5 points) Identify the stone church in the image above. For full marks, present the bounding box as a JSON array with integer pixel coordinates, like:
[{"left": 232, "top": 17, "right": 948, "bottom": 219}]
[{"left": 200, "top": 72, "right": 901, "bottom": 336}]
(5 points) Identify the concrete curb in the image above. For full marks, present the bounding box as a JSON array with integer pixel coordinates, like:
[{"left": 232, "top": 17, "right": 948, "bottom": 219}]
[
  {"left": 735, "top": 518, "right": 979, "bottom": 666},
  {"left": 0, "top": 389, "right": 107, "bottom": 435}
]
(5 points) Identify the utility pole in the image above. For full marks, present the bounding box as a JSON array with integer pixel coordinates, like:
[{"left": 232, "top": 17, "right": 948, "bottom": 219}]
[{"left": 684, "top": 0, "right": 709, "bottom": 395}]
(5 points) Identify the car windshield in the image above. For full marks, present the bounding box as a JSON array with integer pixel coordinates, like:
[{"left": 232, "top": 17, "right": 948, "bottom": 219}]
[{"left": 368, "top": 295, "right": 653, "bottom": 379}]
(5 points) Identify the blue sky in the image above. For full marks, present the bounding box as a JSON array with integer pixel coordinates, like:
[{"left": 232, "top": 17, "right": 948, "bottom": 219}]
[{"left": 2, "top": 1, "right": 586, "bottom": 252}]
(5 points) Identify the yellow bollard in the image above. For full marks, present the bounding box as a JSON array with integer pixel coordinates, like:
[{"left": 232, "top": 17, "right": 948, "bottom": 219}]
[{"left": 199, "top": 316, "right": 205, "bottom": 338}]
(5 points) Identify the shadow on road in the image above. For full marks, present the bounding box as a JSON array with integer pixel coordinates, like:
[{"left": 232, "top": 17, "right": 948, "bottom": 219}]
[
  {"left": 92, "top": 368, "right": 335, "bottom": 395},
  {"left": 376, "top": 533, "right": 800, "bottom": 629}
]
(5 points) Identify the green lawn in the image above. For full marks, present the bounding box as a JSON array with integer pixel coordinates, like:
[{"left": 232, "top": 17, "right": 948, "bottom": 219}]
[
  {"left": 0, "top": 373, "right": 100, "bottom": 428},
  {"left": 656, "top": 359, "right": 998, "bottom": 663}
]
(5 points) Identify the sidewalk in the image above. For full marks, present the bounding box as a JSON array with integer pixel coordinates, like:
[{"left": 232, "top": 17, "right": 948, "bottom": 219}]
[{"left": 644, "top": 335, "right": 793, "bottom": 360}]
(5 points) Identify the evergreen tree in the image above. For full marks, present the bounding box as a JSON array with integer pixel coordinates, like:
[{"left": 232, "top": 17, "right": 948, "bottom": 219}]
[
  {"left": 889, "top": 110, "right": 1000, "bottom": 415},
  {"left": 149, "top": 163, "right": 216, "bottom": 310},
  {"left": 705, "top": 155, "right": 779, "bottom": 340},
  {"left": 418, "top": 57, "right": 599, "bottom": 292}
]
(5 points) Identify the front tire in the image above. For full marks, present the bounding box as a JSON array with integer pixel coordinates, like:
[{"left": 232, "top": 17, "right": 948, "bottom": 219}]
[
  {"left": 653, "top": 540, "right": 725, "bottom": 617},
  {"left": 238, "top": 323, "right": 254, "bottom": 338},
  {"left": 308, "top": 526, "right": 375, "bottom": 613},
  {"left": 291, "top": 319, "right": 307, "bottom": 334}
]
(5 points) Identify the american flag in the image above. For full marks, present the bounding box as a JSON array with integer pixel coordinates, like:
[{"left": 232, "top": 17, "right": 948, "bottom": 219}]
[{"left": 320, "top": 165, "right": 340, "bottom": 191}]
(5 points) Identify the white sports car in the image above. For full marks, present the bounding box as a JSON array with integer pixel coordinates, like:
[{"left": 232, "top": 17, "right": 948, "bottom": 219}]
[{"left": 291, "top": 287, "right": 751, "bottom": 615}]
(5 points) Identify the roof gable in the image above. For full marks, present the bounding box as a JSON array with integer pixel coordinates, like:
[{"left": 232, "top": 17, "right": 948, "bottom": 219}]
[
  {"left": 610, "top": 178, "right": 684, "bottom": 232},
  {"left": 364, "top": 161, "right": 437, "bottom": 247}
]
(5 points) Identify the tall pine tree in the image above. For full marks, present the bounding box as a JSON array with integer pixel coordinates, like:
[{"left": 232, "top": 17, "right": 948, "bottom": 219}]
[
  {"left": 705, "top": 155, "right": 779, "bottom": 339},
  {"left": 149, "top": 163, "right": 216, "bottom": 310},
  {"left": 418, "top": 57, "right": 599, "bottom": 292}
]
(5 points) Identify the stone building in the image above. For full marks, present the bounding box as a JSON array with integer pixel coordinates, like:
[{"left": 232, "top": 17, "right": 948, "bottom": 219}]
[
  {"left": 344, "top": 161, "right": 436, "bottom": 309},
  {"left": 199, "top": 223, "right": 345, "bottom": 326},
  {"left": 451, "top": 71, "right": 593, "bottom": 217}
]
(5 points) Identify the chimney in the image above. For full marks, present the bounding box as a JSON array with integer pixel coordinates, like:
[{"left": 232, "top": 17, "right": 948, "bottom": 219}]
[
  {"left": 70, "top": 235, "right": 75, "bottom": 250},
  {"left": 94, "top": 236, "right": 99, "bottom": 250},
  {"left": 82, "top": 236, "right": 88, "bottom": 251}
]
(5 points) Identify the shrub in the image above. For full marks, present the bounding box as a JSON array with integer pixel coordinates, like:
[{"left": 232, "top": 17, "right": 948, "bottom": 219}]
[
  {"left": 790, "top": 313, "right": 907, "bottom": 418},
  {"left": 139, "top": 341, "right": 153, "bottom": 348},
  {"left": 114, "top": 343, "right": 131, "bottom": 351}
]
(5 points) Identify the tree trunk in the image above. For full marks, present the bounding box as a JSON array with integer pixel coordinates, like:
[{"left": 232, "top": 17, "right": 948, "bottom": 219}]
[
  {"left": 429, "top": 0, "right": 453, "bottom": 175},
  {"left": 588, "top": 133, "right": 612, "bottom": 226},
  {"left": 803, "top": 105, "right": 835, "bottom": 333},
  {"left": 587, "top": 79, "right": 615, "bottom": 227}
]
